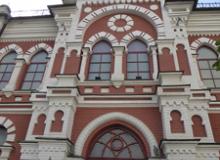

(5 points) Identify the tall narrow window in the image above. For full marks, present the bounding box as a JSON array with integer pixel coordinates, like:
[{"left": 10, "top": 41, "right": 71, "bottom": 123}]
[
  {"left": 0, "top": 52, "right": 16, "bottom": 90},
  {"left": 0, "top": 125, "right": 7, "bottom": 145},
  {"left": 87, "top": 126, "right": 146, "bottom": 160},
  {"left": 198, "top": 47, "right": 219, "bottom": 88},
  {"left": 127, "top": 40, "right": 150, "bottom": 80},
  {"left": 88, "top": 41, "right": 112, "bottom": 80},
  {"left": 21, "top": 51, "right": 48, "bottom": 90}
]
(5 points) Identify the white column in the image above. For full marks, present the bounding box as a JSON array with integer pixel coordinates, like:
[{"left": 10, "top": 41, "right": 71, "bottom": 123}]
[
  {"left": 151, "top": 46, "right": 158, "bottom": 80},
  {"left": 4, "top": 59, "right": 25, "bottom": 91},
  {"left": 111, "top": 46, "right": 125, "bottom": 81},
  {"left": 78, "top": 47, "right": 90, "bottom": 82}
]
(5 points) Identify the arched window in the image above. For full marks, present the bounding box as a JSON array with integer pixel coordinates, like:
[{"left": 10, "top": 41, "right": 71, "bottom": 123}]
[
  {"left": 127, "top": 40, "right": 150, "bottom": 80},
  {"left": 0, "top": 125, "right": 7, "bottom": 145},
  {"left": 198, "top": 47, "right": 219, "bottom": 88},
  {"left": 21, "top": 51, "right": 48, "bottom": 90},
  {"left": 88, "top": 41, "right": 112, "bottom": 80},
  {"left": 87, "top": 126, "right": 146, "bottom": 160},
  {"left": 0, "top": 52, "right": 16, "bottom": 90}
]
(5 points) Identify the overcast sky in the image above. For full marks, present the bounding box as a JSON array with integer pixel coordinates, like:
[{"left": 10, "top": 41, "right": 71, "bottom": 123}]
[{"left": 0, "top": 0, "right": 219, "bottom": 16}]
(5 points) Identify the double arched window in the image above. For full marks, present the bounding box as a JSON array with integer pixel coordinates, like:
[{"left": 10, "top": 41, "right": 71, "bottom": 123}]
[
  {"left": 197, "top": 47, "right": 220, "bottom": 88},
  {"left": 21, "top": 51, "right": 48, "bottom": 90},
  {"left": 88, "top": 41, "right": 112, "bottom": 80},
  {"left": 127, "top": 40, "right": 150, "bottom": 80},
  {"left": 87, "top": 126, "right": 146, "bottom": 160},
  {"left": 0, "top": 52, "right": 17, "bottom": 90}
]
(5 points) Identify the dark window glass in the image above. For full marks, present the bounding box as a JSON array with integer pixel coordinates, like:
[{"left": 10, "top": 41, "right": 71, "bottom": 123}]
[
  {"left": 0, "top": 126, "right": 7, "bottom": 145},
  {"left": 88, "top": 126, "right": 146, "bottom": 160},
  {"left": 88, "top": 41, "right": 112, "bottom": 80},
  {"left": 21, "top": 51, "right": 48, "bottom": 90},
  {"left": 198, "top": 47, "right": 219, "bottom": 88},
  {"left": 127, "top": 40, "right": 150, "bottom": 80},
  {"left": 0, "top": 52, "right": 16, "bottom": 90}
]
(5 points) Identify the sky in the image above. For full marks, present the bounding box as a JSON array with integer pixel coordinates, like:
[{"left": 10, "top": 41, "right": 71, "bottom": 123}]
[{"left": 0, "top": 0, "right": 219, "bottom": 16}]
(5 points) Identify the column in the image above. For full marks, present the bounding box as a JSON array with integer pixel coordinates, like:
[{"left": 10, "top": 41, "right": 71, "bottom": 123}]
[
  {"left": 151, "top": 46, "right": 158, "bottom": 80},
  {"left": 78, "top": 47, "right": 90, "bottom": 82},
  {"left": 111, "top": 46, "right": 125, "bottom": 81}
]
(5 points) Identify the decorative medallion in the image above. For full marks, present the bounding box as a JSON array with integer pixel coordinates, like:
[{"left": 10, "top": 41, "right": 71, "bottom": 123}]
[
  {"left": 150, "top": 4, "right": 159, "bottom": 11},
  {"left": 84, "top": 7, "right": 92, "bottom": 13},
  {"left": 107, "top": 14, "right": 134, "bottom": 32}
]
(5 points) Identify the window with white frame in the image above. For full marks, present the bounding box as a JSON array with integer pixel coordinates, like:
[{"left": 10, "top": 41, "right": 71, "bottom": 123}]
[
  {"left": 88, "top": 41, "right": 112, "bottom": 80},
  {"left": 0, "top": 52, "right": 17, "bottom": 90},
  {"left": 198, "top": 47, "right": 220, "bottom": 88},
  {"left": 21, "top": 51, "right": 48, "bottom": 90},
  {"left": 127, "top": 40, "right": 150, "bottom": 80}
]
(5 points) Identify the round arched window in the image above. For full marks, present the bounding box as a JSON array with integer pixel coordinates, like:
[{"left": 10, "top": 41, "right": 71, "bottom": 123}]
[
  {"left": 0, "top": 125, "right": 7, "bottom": 145},
  {"left": 87, "top": 126, "right": 147, "bottom": 160}
]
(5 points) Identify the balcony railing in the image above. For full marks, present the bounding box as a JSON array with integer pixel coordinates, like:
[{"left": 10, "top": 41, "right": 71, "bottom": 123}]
[
  {"left": 11, "top": 9, "right": 50, "bottom": 17},
  {"left": 197, "top": 2, "right": 220, "bottom": 8}
]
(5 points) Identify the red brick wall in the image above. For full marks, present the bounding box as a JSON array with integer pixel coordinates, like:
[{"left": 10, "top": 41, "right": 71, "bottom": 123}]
[
  {"left": 209, "top": 113, "right": 220, "bottom": 142},
  {"left": 158, "top": 48, "right": 176, "bottom": 72},
  {"left": 51, "top": 48, "right": 65, "bottom": 77},
  {"left": 64, "top": 50, "right": 81, "bottom": 75}
]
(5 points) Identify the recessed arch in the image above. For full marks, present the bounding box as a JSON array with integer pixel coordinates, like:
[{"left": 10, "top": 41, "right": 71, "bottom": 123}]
[
  {"left": 75, "top": 4, "right": 165, "bottom": 40},
  {"left": 190, "top": 37, "right": 217, "bottom": 55},
  {"left": 84, "top": 31, "right": 118, "bottom": 49},
  {"left": 74, "top": 112, "right": 158, "bottom": 157}
]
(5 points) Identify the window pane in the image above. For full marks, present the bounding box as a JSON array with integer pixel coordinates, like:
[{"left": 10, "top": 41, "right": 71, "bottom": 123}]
[
  {"left": 22, "top": 82, "right": 31, "bottom": 90},
  {"left": 139, "top": 72, "right": 149, "bottom": 79},
  {"left": 90, "top": 64, "right": 100, "bottom": 72},
  {"left": 6, "top": 64, "right": 15, "bottom": 72},
  {"left": 2, "top": 73, "right": 11, "bottom": 81},
  {"left": 127, "top": 54, "right": 137, "bottom": 62},
  {"left": 118, "top": 149, "right": 130, "bottom": 158},
  {"left": 28, "top": 64, "right": 37, "bottom": 72},
  {"left": 198, "top": 47, "right": 217, "bottom": 59},
  {"left": 37, "top": 64, "right": 46, "bottom": 72},
  {"left": 127, "top": 63, "right": 138, "bottom": 72},
  {"left": 34, "top": 73, "right": 44, "bottom": 81},
  {"left": 138, "top": 54, "right": 148, "bottom": 61},
  {"left": 209, "top": 60, "right": 216, "bottom": 67},
  {"left": 90, "top": 143, "right": 104, "bottom": 157},
  {"left": 99, "top": 133, "right": 113, "bottom": 143},
  {"left": 88, "top": 73, "right": 99, "bottom": 80},
  {"left": 103, "top": 148, "right": 114, "bottom": 158},
  {"left": 0, "top": 126, "right": 7, "bottom": 145},
  {"left": 127, "top": 73, "right": 137, "bottom": 80},
  {"left": 0, "top": 65, "right": 7, "bottom": 72},
  {"left": 25, "top": 73, "right": 34, "bottom": 81},
  {"left": 91, "top": 55, "right": 101, "bottom": 62},
  {"left": 129, "top": 144, "right": 145, "bottom": 158},
  {"left": 139, "top": 63, "right": 149, "bottom": 71},
  {"left": 100, "top": 73, "right": 110, "bottom": 80},
  {"left": 214, "top": 80, "right": 220, "bottom": 88},
  {"left": 0, "top": 73, "right": 3, "bottom": 80},
  {"left": 128, "top": 40, "right": 148, "bottom": 52},
  {"left": 101, "top": 64, "right": 111, "bottom": 72},
  {"left": 198, "top": 61, "right": 209, "bottom": 69},
  {"left": 2, "top": 52, "right": 16, "bottom": 63},
  {"left": 201, "top": 70, "right": 212, "bottom": 79},
  {"left": 102, "top": 54, "right": 111, "bottom": 62},
  {"left": 204, "top": 80, "right": 215, "bottom": 88},
  {"left": 93, "top": 41, "right": 111, "bottom": 53},
  {"left": 212, "top": 70, "right": 220, "bottom": 78},
  {"left": 0, "top": 82, "right": 7, "bottom": 90},
  {"left": 32, "top": 52, "right": 48, "bottom": 62},
  {"left": 31, "top": 82, "right": 41, "bottom": 89}
]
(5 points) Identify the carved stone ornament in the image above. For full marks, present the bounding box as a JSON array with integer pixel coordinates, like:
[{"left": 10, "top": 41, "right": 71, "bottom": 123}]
[{"left": 107, "top": 14, "right": 134, "bottom": 32}]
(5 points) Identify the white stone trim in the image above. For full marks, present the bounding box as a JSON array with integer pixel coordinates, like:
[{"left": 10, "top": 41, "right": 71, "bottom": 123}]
[
  {"left": 0, "top": 44, "right": 23, "bottom": 60},
  {"left": 74, "top": 112, "right": 158, "bottom": 157},
  {"left": 120, "top": 30, "right": 155, "bottom": 46},
  {"left": 26, "top": 43, "right": 53, "bottom": 62},
  {"left": 76, "top": 4, "right": 165, "bottom": 40},
  {"left": 0, "top": 117, "right": 16, "bottom": 145},
  {"left": 190, "top": 37, "right": 217, "bottom": 55},
  {"left": 84, "top": 31, "right": 118, "bottom": 49}
]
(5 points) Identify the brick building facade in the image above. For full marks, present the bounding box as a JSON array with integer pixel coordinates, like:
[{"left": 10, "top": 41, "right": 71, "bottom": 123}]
[{"left": 0, "top": 0, "right": 220, "bottom": 159}]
